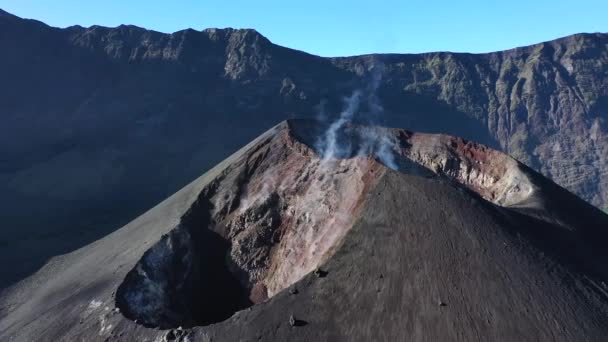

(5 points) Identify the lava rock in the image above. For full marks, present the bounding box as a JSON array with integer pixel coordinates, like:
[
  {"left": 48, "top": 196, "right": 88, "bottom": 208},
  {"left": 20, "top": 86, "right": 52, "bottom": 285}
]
[{"left": 314, "top": 268, "right": 328, "bottom": 278}]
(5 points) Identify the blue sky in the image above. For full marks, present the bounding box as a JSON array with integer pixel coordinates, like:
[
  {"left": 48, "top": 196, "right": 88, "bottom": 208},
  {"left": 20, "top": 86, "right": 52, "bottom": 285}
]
[{"left": 1, "top": 0, "right": 607, "bottom": 57}]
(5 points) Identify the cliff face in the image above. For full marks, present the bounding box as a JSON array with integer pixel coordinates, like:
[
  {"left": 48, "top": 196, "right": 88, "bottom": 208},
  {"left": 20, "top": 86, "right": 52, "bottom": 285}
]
[
  {"left": 342, "top": 34, "right": 608, "bottom": 208},
  {"left": 0, "top": 9, "right": 607, "bottom": 288}
]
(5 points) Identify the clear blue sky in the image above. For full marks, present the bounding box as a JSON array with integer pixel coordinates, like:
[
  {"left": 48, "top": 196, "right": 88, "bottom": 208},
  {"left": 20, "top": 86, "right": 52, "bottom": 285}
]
[{"left": 1, "top": 0, "right": 606, "bottom": 57}]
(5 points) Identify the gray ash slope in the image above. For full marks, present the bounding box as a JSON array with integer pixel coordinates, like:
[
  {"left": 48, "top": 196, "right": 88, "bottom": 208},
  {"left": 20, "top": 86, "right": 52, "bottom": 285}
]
[
  {"left": 2, "top": 119, "right": 608, "bottom": 341},
  {"left": 2, "top": 9, "right": 608, "bottom": 291}
]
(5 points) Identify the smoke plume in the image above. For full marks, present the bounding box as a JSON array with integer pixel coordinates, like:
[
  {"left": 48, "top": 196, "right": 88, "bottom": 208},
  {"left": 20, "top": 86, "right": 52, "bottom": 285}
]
[
  {"left": 315, "top": 61, "right": 399, "bottom": 170},
  {"left": 315, "top": 90, "right": 362, "bottom": 161}
]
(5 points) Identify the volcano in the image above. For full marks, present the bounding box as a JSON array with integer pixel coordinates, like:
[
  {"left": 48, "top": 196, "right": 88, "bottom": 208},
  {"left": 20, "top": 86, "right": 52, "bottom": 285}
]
[{"left": 2, "top": 119, "right": 608, "bottom": 341}]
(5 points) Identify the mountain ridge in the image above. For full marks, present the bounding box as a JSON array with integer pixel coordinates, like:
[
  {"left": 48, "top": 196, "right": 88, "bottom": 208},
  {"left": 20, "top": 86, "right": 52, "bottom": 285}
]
[{"left": 2, "top": 8, "right": 605, "bottom": 57}]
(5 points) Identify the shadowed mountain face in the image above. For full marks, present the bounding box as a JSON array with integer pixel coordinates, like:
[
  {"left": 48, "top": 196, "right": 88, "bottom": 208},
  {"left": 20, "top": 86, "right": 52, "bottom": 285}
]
[
  {"left": 0, "top": 8, "right": 607, "bottom": 289},
  {"left": 2, "top": 120, "right": 608, "bottom": 341}
]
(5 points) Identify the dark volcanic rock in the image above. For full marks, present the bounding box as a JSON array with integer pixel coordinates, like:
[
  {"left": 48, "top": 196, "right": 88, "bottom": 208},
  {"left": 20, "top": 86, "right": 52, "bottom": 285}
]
[
  {"left": 0, "top": 9, "right": 607, "bottom": 291},
  {"left": 2, "top": 120, "right": 608, "bottom": 341}
]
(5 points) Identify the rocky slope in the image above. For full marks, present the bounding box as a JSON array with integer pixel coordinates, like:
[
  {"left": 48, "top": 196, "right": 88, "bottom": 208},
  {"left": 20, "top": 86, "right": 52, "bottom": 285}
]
[
  {"left": 0, "top": 8, "right": 607, "bottom": 289},
  {"left": 2, "top": 120, "right": 608, "bottom": 341}
]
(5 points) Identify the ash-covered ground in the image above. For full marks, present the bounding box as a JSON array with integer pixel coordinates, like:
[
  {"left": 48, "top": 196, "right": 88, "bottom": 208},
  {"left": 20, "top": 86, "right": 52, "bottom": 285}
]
[{"left": 2, "top": 119, "right": 608, "bottom": 341}]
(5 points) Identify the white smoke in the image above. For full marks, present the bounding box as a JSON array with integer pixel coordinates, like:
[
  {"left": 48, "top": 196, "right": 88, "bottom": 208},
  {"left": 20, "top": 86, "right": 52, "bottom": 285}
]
[
  {"left": 314, "top": 61, "right": 399, "bottom": 170},
  {"left": 356, "top": 127, "right": 398, "bottom": 170},
  {"left": 365, "top": 62, "right": 385, "bottom": 120},
  {"left": 316, "top": 90, "right": 362, "bottom": 161},
  {"left": 376, "top": 134, "right": 398, "bottom": 170}
]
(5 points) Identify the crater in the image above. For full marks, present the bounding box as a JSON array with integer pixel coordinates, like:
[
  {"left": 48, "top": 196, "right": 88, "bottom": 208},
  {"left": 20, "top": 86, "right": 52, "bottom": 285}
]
[
  {"left": 115, "top": 124, "right": 385, "bottom": 328},
  {"left": 115, "top": 202, "right": 252, "bottom": 328}
]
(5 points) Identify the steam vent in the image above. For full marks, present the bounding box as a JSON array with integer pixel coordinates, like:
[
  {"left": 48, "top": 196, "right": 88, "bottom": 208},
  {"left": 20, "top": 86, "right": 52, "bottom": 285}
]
[{"left": 3, "top": 119, "right": 608, "bottom": 341}]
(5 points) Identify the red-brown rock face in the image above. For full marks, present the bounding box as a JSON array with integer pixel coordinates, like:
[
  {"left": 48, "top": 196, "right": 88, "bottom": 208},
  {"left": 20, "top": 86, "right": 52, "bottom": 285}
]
[
  {"left": 217, "top": 127, "right": 385, "bottom": 301},
  {"left": 402, "top": 133, "right": 537, "bottom": 207}
]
